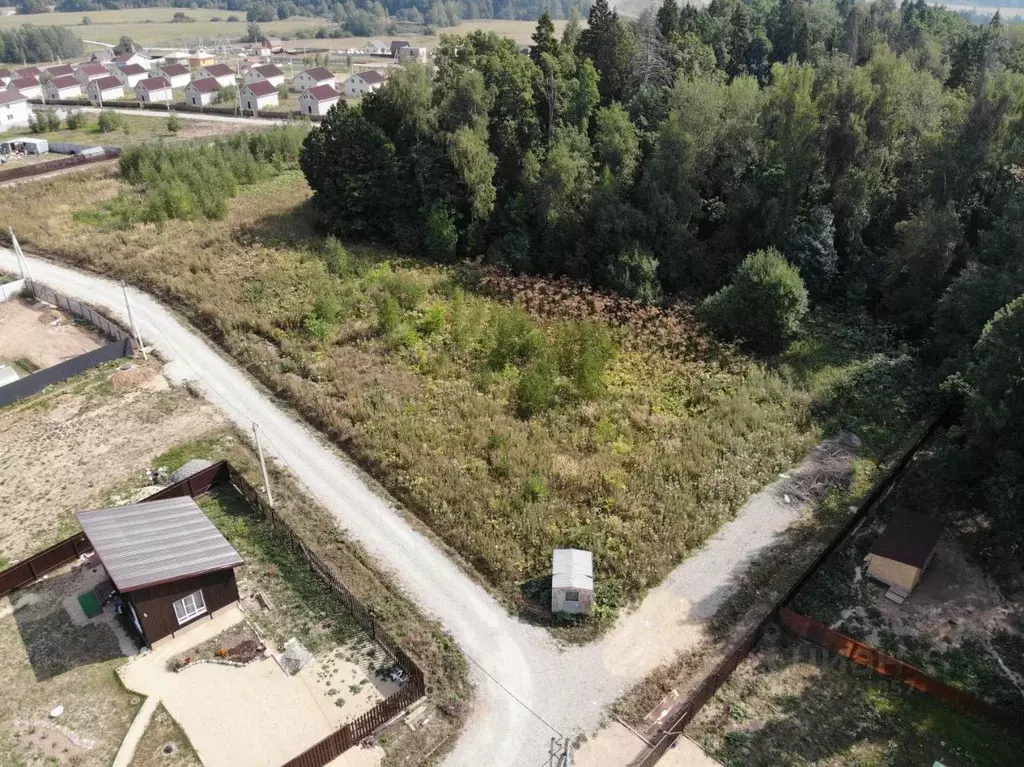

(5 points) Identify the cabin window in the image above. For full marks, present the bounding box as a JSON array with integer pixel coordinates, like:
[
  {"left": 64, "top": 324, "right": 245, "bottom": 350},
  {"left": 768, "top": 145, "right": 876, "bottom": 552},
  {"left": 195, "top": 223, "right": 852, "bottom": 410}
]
[
  {"left": 173, "top": 590, "right": 207, "bottom": 625},
  {"left": 565, "top": 590, "right": 580, "bottom": 602}
]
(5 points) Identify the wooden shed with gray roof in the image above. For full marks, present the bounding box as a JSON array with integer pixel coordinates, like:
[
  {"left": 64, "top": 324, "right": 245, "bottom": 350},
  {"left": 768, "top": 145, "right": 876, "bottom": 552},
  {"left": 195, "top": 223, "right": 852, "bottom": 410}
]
[{"left": 76, "top": 496, "right": 243, "bottom": 646}]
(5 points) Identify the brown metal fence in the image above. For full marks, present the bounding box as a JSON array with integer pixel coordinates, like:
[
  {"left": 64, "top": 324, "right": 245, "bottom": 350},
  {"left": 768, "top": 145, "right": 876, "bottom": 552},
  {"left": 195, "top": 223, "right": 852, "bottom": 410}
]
[
  {"left": 0, "top": 147, "right": 121, "bottom": 184},
  {"left": 0, "top": 532, "right": 90, "bottom": 598},
  {"left": 778, "top": 607, "right": 1024, "bottom": 735},
  {"left": 630, "top": 414, "right": 948, "bottom": 766}
]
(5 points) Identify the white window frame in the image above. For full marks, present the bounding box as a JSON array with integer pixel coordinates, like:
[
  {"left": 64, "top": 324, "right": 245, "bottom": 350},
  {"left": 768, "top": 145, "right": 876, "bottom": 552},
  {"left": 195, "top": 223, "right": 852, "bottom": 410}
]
[{"left": 172, "top": 589, "right": 207, "bottom": 625}]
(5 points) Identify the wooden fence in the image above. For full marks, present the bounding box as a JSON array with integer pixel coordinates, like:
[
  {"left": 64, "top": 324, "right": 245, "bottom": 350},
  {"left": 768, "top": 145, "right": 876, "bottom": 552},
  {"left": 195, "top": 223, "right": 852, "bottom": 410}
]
[
  {"left": 0, "top": 147, "right": 121, "bottom": 184},
  {"left": 630, "top": 415, "right": 948, "bottom": 766},
  {"left": 778, "top": 607, "right": 1024, "bottom": 735}
]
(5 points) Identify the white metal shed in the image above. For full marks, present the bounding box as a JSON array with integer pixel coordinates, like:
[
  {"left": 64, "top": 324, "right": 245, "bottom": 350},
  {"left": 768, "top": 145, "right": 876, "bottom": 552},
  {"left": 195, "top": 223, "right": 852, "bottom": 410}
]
[{"left": 551, "top": 548, "right": 594, "bottom": 615}]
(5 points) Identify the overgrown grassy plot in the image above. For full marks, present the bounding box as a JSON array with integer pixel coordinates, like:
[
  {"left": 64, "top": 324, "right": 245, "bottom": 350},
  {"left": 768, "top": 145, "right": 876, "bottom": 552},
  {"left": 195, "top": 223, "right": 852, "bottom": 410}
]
[
  {"left": 688, "top": 631, "right": 1024, "bottom": 767},
  {"left": 2, "top": 167, "right": 932, "bottom": 634}
]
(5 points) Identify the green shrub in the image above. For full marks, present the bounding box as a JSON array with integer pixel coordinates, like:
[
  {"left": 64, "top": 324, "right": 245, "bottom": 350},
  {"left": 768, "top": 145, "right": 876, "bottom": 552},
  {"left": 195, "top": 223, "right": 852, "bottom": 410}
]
[
  {"left": 554, "top": 321, "right": 617, "bottom": 400},
  {"left": 375, "top": 295, "right": 401, "bottom": 334},
  {"left": 380, "top": 271, "right": 426, "bottom": 310},
  {"left": 514, "top": 354, "right": 558, "bottom": 418},
  {"left": 321, "top": 237, "right": 352, "bottom": 277},
  {"left": 419, "top": 304, "right": 446, "bottom": 335},
  {"left": 166, "top": 113, "right": 184, "bottom": 134},
  {"left": 64, "top": 110, "right": 88, "bottom": 130},
  {"left": 700, "top": 248, "right": 809, "bottom": 355},
  {"left": 487, "top": 306, "right": 546, "bottom": 371},
  {"left": 605, "top": 244, "right": 663, "bottom": 305},
  {"left": 423, "top": 201, "right": 458, "bottom": 261},
  {"left": 98, "top": 111, "right": 126, "bottom": 133}
]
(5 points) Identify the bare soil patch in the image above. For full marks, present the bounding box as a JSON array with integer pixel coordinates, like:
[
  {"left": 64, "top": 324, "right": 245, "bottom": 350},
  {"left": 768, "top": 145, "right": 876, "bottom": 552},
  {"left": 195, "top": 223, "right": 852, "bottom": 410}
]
[
  {"left": 169, "top": 622, "right": 266, "bottom": 670},
  {"left": 127, "top": 703, "right": 201, "bottom": 767},
  {"left": 0, "top": 296, "right": 102, "bottom": 370},
  {"left": 0, "top": 359, "right": 225, "bottom": 565}
]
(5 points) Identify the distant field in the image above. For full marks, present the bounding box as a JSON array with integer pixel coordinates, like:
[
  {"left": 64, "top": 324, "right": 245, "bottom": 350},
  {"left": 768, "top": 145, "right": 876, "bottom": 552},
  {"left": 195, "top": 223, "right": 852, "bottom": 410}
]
[{"left": 0, "top": 9, "right": 560, "bottom": 51}]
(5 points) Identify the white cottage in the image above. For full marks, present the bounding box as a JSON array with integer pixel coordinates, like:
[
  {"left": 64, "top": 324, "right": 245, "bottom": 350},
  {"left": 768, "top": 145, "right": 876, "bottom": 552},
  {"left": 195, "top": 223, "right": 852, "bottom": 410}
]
[
  {"left": 136, "top": 76, "right": 172, "bottom": 103},
  {"left": 87, "top": 75, "right": 124, "bottom": 105},
  {"left": 243, "top": 64, "right": 284, "bottom": 88},
  {"left": 156, "top": 63, "right": 191, "bottom": 90},
  {"left": 363, "top": 39, "right": 388, "bottom": 55},
  {"left": 291, "top": 66, "right": 335, "bottom": 92},
  {"left": 0, "top": 89, "right": 30, "bottom": 133},
  {"left": 42, "top": 75, "right": 82, "bottom": 101},
  {"left": 113, "top": 51, "right": 151, "bottom": 70},
  {"left": 184, "top": 77, "right": 221, "bottom": 107},
  {"left": 114, "top": 63, "right": 147, "bottom": 89},
  {"left": 551, "top": 548, "right": 594, "bottom": 615},
  {"left": 344, "top": 70, "right": 385, "bottom": 97},
  {"left": 7, "top": 77, "right": 40, "bottom": 100},
  {"left": 298, "top": 84, "right": 340, "bottom": 116},
  {"left": 74, "top": 63, "right": 109, "bottom": 86},
  {"left": 240, "top": 80, "right": 278, "bottom": 112},
  {"left": 197, "top": 63, "right": 236, "bottom": 88}
]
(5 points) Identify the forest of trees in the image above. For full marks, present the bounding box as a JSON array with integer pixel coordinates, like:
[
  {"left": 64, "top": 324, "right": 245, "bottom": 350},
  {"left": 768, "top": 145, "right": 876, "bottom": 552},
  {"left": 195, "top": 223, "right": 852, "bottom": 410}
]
[
  {"left": 0, "top": 25, "right": 84, "bottom": 63},
  {"left": 300, "top": 0, "right": 1024, "bottom": 587}
]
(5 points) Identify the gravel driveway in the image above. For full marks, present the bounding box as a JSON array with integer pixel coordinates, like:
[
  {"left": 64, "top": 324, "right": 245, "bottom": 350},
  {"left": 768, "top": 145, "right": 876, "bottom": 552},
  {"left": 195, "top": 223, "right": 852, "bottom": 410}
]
[{"left": 1, "top": 248, "right": 849, "bottom": 766}]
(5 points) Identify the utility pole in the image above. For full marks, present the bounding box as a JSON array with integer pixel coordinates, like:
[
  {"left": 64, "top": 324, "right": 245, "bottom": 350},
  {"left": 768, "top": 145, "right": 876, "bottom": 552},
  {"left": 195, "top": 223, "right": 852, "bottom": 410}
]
[
  {"left": 120, "top": 280, "right": 147, "bottom": 360},
  {"left": 9, "top": 227, "right": 34, "bottom": 283},
  {"left": 253, "top": 423, "right": 274, "bottom": 507}
]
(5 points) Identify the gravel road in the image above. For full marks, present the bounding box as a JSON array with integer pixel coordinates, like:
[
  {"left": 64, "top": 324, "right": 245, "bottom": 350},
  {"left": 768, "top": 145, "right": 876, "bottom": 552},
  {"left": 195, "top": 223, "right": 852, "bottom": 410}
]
[{"left": 0, "top": 248, "right": 847, "bottom": 766}]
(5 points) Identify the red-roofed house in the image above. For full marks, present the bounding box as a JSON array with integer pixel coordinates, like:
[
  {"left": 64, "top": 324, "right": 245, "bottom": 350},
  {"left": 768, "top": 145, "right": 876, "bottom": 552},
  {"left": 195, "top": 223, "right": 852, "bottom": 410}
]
[
  {"left": 114, "top": 63, "right": 147, "bottom": 89},
  {"left": 15, "top": 65, "right": 41, "bottom": 79},
  {"left": 243, "top": 63, "right": 284, "bottom": 88},
  {"left": 75, "top": 63, "right": 109, "bottom": 86},
  {"left": 291, "top": 66, "right": 335, "bottom": 92},
  {"left": 114, "top": 51, "right": 151, "bottom": 70},
  {"left": 298, "top": 83, "right": 341, "bottom": 116},
  {"left": 136, "top": 76, "right": 172, "bottom": 103},
  {"left": 0, "top": 68, "right": 10, "bottom": 88},
  {"left": 240, "top": 79, "right": 278, "bottom": 112},
  {"left": 344, "top": 70, "right": 386, "bottom": 97},
  {"left": 8, "top": 77, "right": 41, "bottom": 100},
  {"left": 45, "top": 63, "right": 76, "bottom": 79},
  {"left": 43, "top": 74, "right": 82, "bottom": 101},
  {"left": 0, "top": 89, "right": 30, "bottom": 132},
  {"left": 156, "top": 63, "right": 191, "bottom": 89},
  {"left": 87, "top": 75, "right": 124, "bottom": 105},
  {"left": 197, "top": 63, "right": 235, "bottom": 88},
  {"left": 184, "top": 77, "right": 221, "bottom": 106}
]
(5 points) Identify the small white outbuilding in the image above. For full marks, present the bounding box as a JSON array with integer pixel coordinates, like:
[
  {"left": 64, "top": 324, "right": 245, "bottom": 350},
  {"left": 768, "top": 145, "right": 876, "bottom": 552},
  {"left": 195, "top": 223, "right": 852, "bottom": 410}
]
[{"left": 551, "top": 548, "right": 594, "bottom": 615}]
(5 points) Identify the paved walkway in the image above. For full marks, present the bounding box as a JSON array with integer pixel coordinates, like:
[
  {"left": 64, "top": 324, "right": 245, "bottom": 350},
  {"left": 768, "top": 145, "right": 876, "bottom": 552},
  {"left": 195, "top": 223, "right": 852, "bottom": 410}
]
[{"left": 112, "top": 697, "right": 159, "bottom": 767}]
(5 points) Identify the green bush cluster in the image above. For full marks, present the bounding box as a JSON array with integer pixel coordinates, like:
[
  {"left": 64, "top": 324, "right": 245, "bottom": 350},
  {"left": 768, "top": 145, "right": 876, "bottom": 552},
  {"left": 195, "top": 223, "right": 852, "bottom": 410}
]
[
  {"left": 97, "top": 111, "right": 126, "bottom": 134},
  {"left": 112, "top": 126, "right": 307, "bottom": 226},
  {"left": 28, "top": 110, "right": 61, "bottom": 133}
]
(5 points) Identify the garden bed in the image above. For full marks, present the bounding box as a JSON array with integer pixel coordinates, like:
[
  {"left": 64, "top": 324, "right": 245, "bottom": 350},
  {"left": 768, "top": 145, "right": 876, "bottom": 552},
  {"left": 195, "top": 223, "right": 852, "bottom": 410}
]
[{"left": 169, "top": 622, "right": 266, "bottom": 671}]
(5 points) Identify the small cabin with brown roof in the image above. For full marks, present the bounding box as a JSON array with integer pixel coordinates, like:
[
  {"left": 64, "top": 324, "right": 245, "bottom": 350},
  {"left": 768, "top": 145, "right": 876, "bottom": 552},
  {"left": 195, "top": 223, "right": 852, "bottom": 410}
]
[
  {"left": 185, "top": 77, "right": 221, "bottom": 106},
  {"left": 76, "top": 496, "right": 243, "bottom": 647},
  {"left": 197, "top": 63, "right": 235, "bottom": 88},
  {"left": 866, "top": 509, "right": 945, "bottom": 598}
]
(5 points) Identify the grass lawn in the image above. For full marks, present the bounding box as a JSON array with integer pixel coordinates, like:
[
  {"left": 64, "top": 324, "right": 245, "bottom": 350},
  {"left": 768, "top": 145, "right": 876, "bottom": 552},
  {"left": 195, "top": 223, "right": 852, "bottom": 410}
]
[
  {"left": 127, "top": 704, "right": 200, "bottom": 767},
  {"left": 1, "top": 162, "right": 934, "bottom": 634},
  {"left": 688, "top": 631, "right": 1024, "bottom": 767}
]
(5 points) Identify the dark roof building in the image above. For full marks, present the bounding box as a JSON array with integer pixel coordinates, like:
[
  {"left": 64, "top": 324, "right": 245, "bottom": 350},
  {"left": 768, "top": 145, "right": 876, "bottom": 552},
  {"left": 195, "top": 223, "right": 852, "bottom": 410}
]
[
  {"left": 159, "top": 63, "right": 190, "bottom": 78},
  {"left": 390, "top": 40, "right": 410, "bottom": 54},
  {"left": 359, "top": 70, "right": 386, "bottom": 85},
  {"left": 304, "top": 84, "right": 340, "bottom": 101},
  {"left": 76, "top": 497, "right": 243, "bottom": 646},
  {"left": 202, "top": 63, "right": 234, "bottom": 78},
  {"left": 0, "top": 90, "right": 27, "bottom": 105},
  {"left": 137, "top": 75, "right": 171, "bottom": 92},
  {"left": 45, "top": 64, "right": 75, "bottom": 78},
  {"left": 186, "top": 77, "right": 221, "bottom": 93},
  {"left": 866, "top": 509, "right": 946, "bottom": 598},
  {"left": 303, "top": 67, "right": 334, "bottom": 81},
  {"left": 117, "top": 63, "right": 146, "bottom": 76}
]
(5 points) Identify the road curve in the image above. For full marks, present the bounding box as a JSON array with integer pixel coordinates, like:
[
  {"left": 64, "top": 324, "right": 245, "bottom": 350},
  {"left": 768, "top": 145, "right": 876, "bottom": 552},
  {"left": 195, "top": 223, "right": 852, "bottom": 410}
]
[{"left": 0, "top": 249, "right": 546, "bottom": 766}]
